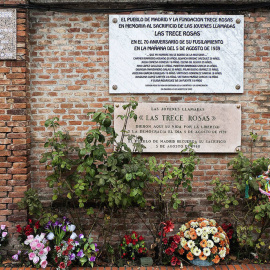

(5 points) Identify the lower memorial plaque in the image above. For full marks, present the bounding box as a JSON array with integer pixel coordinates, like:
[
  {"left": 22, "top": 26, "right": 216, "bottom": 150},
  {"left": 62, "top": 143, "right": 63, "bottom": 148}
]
[{"left": 114, "top": 103, "right": 241, "bottom": 153}]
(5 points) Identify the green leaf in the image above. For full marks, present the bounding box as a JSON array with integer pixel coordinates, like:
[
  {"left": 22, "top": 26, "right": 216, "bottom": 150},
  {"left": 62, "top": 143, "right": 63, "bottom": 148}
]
[
  {"left": 52, "top": 195, "right": 58, "bottom": 201},
  {"left": 67, "top": 193, "right": 72, "bottom": 199}
]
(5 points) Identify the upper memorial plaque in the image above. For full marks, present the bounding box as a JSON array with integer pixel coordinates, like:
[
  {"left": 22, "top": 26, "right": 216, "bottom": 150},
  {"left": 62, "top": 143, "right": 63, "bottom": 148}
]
[
  {"left": 0, "top": 9, "right": 16, "bottom": 60},
  {"left": 109, "top": 15, "right": 244, "bottom": 94}
]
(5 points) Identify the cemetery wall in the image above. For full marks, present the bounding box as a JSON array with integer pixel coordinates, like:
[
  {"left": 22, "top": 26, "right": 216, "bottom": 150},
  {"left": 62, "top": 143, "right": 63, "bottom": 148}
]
[{"left": 0, "top": 1, "right": 270, "bottom": 248}]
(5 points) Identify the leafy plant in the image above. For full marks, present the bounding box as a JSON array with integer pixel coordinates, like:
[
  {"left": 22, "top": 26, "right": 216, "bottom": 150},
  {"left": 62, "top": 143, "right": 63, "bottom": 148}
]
[
  {"left": 38, "top": 100, "right": 152, "bottom": 261},
  {"left": 207, "top": 134, "right": 270, "bottom": 260}
]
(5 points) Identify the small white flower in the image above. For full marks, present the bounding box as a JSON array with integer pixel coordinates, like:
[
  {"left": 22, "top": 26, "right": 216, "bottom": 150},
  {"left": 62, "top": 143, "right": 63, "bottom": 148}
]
[
  {"left": 187, "top": 240, "right": 195, "bottom": 249},
  {"left": 70, "top": 232, "right": 77, "bottom": 240},
  {"left": 209, "top": 219, "right": 216, "bottom": 226},
  {"left": 220, "top": 233, "right": 226, "bottom": 239},
  {"left": 192, "top": 247, "right": 201, "bottom": 256},
  {"left": 219, "top": 248, "right": 226, "bottom": 258},
  {"left": 211, "top": 227, "right": 218, "bottom": 234},
  {"left": 184, "top": 230, "right": 190, "bottom": 239},
  {"left": 201, "top": 233, "right": 209, "bottom": 240},
  {"left": 203, "top": 247, "right": 211, "bottom": 257},
  {"left": 213, "top": 236, "right": 220, "bottom": 243},
  {"left": 202, "top": 226, "right": 210, "bottom": 234},
  {"left": 47, "top": 232, "right": 55, "bottom": 240},
  {"left": 196, "top": 228, "right": 202, "bottom": 236},
  {"left": 180, "top": 224, "right": 187, "bottom": 232},
  {"left": 207, "top": 240, "right": 214, "bottom": 248},
  {"left": 68, "top": 224, "right": 76, "bottom": 232},
  {"left": 190, "top": 222, "right": 198, "bottom": 228},
  {"left": 181, "top": 238, "right": 187, "bottom": 246}
]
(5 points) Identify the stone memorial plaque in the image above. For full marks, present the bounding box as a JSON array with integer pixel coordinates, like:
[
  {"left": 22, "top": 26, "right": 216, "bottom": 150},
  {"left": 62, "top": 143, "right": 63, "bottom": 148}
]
[
  {"left": 110, "top": 15, "right": 244, "bottom": 94},
  {"left": 114, "top": 103, "right": 241, "bottom": 153},
  {"left": 0, "top": 9, "right": 16, "bottom": 60}
]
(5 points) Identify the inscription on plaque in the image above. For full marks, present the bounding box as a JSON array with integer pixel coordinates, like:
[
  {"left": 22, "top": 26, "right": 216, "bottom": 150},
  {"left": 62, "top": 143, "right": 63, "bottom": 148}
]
[
  {"left": 0, "top": 9, "right": 16, "bottom": 60},
  {"left": 114, "top": 103, "right": 241, "bottom": 153},
  {"left": 110, "top": 15, "right": 244, "bottom": 94}
]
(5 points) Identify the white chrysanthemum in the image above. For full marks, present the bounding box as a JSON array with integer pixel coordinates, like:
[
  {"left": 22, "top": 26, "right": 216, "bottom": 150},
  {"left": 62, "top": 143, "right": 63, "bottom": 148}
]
[
  {"left": 184, "top": 230, "right": 191, "bottom": 239},
  {"left": 201, "top": 233, "right": 209, "bottom": 240},
  {"left": 196, "top": 228, "right": 202, "bottom": 236},
  {"left": 207, "top": 240, "right": 214, "bottom": 248},
  {"left": 203, "top": 220, "right": 209, "bottom": 225},
  {"left": 209, "top": 219, "right": 216, "bottom": 226},
  {"left": 213, "top": 236, "right": 220, "bottom": 243},
  {"left": 187, "top": 240, "right": 195, "bottom": 249},
  {"left": 192, "top": 247, "right": 201, "bottom": 256},
  {"left": 203, "top": 247, "right": 211, "bottom": 257},
  {"left": 180, "top": 224, "right": 187, "bottom": 232},
  {"left": 220, "top": 233, "right": 226, "bottom": 239},
  {"left": 211, "top": 227, "right": 218, "bottom": 234},
  {"left": 202, "top": 226, "right": 210, "bottom": 234},
  {"left": 219, "top": 248, "right": 226, "bottom": 258},
  {"left": 190, "top": 222, "right": 198, "bottom": 228},
  {"left": 181, "top": 238, "right": 187, "bottom": 246}
]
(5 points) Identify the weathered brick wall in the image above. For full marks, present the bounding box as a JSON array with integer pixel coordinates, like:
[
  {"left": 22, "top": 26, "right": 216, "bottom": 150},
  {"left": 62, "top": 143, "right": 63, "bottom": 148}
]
[
  {"left": 0, "top": 3, "right": 29, "bottom": 249},
  {"left": 26, "top": 8, "right": 269, "bottom": 242}
]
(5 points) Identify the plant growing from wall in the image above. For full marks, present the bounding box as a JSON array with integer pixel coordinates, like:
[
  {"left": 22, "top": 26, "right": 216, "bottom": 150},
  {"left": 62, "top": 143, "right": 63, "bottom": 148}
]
[
  {"left": 39, "top": 100, "right": 151, "bottom": 262},
  {"left": 207, "top": 133, "right": 270, "bottom": 260},
  {"left": 136, "top": 144, "right": 199, "bottom": 263}
]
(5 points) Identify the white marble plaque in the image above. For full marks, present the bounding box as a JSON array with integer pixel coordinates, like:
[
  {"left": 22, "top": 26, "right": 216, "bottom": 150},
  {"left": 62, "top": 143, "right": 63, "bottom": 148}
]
[
  {"left": 110, "top": 15, "right": 244, "bottom": 94},
  {"left": 114, "top": 103, "right": 241, "bottom": 153},
  {"left": 0, "top": 9, "right": 16, "bottom": 60}
]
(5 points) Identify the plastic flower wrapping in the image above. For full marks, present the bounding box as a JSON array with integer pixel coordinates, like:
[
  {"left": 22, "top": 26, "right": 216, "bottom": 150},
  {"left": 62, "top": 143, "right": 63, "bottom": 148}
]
[{"left": 177, "top": 218, "right": 230, "bottom": 264}]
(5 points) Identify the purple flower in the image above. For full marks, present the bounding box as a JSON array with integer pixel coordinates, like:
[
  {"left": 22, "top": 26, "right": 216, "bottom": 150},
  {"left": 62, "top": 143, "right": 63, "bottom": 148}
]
[
  {"left": 77, "top": 250, "right": 84, "bottom": 258},
  {"left": 12, "top": 254, "right": 19, "bottom": 261},
  {"left": 62, "top": 225, "right": 66, "bottom": 232},
  {"left": 53, "top": 221, "right": 59, "bottom": 227},
  {"left": 89, "top": 256, "right": 96, "bottom": 262},
  {"left": 69, "top": 253, "right": 75, "bottom": 260},
  {"left": 78, "top": 234, "right": 84, "bottom": 239},
  {"left": 95, "top": 248, "right": 99, "bottom": 252}
]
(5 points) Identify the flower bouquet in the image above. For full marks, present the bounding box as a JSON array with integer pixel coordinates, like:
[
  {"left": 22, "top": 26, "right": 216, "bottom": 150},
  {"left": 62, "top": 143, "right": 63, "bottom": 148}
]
[
  {"left": 178, "top": 218, "right": 230, "bottom": 265},
  {"left": 120, "top": 231, "right": 147, "bottom": 263}
]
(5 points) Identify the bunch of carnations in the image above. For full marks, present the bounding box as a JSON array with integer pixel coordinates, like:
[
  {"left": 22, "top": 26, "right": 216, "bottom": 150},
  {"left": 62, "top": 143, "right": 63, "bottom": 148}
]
[
  {"left": 162, "top": 234, "right": 182, "bottom": 266},
  {"left": 120, "top": 231, "right": 147, "bottom": 261},
  {"left": 178, "top": 218, "right": 230, "bottom": 264},
  {"left": 221, "top": 223, "right": 234, "bottom": 240},
  {"left": 24, "top": 233, "right": 50, "bottom": 268},
  {"left": 54, "top": 238, "right": 74, "bottom": 270},
  {"left": 45, "top": 217, "right": 77, "bottom": 246},
  {"left": 74, "top": 234, "right": 98, "bottom": 267},
  {"left": 16, "top": 219, "right": 42, "bottom": 244},
  {"left": 0, "top": 225, "right": 8, "bottom": 247}
]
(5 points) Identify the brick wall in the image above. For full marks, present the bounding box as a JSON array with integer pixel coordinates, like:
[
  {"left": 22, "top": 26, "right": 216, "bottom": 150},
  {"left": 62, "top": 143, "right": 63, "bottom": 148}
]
[
  {"left": 1, "top": 5, "right": 270, "bottom": 248},
  {"left": 0, "top": 2, "right": 29, "bottom": 249}
]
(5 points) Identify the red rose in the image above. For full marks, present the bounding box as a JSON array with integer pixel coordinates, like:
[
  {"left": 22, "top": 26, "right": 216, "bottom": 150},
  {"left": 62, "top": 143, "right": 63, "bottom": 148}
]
[
  {"left": 162, "top": 220, "right": 174, "bottom": 233},
  {"left": 35, "top": 221, "right": 40, "bottom": 229},
  {"left": 16, "top": 225, "right": 22, "bottom": 233},
  {"left": 163, "top": 238, "right": 168, "bottom": 245},
  {"left": 67, "top": 260, "right": 71, "bottom": 266},
  {"left": 171, "top": 241, "right": 178, "bottom": 250},
  {"left": 55, "top": 246, "right": 61, "bottom": 252},
  {"left": 139, "top": 236, "right": 144, "bottom": 241},
  {"left": 59, "top": 262, "right": 65, "bottom": 269},
  {"left": 62, "top": 250, "right": 69, "bottom": 256},
  {"left": 55, "top": 257, "right": 58, "bottom": 263},
  {"left": 138, "top": 247, "right": 143, "bottom": 253},
  {"left": 132, "top": 240, "right": 136, "bottom": 245},
  {"left": 67, "top": 238, "right": 73, "bottom": 244},
  {"left": 67, "top": 244, "right": 73, "bottom": 251},
  {"left": 28, "top": 219, "right": 33, "bottom": 224},
  {"left": 173, "top": 235, "right": 180, "bottom": 244},
  {"left": 165, "top": 247, "right": 174, "bottom": 256}
]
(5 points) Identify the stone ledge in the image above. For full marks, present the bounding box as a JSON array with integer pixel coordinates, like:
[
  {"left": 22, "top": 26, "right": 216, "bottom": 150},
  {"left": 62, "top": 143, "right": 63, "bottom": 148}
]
[
  {"left": 29, "top": 0, "right": 270, "bottom": 5},
  {"left": 0, "top": 265, "right": 269, "bottom": 270}
]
